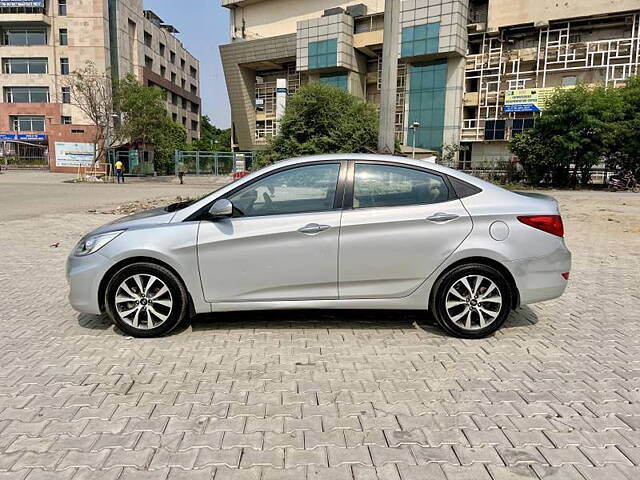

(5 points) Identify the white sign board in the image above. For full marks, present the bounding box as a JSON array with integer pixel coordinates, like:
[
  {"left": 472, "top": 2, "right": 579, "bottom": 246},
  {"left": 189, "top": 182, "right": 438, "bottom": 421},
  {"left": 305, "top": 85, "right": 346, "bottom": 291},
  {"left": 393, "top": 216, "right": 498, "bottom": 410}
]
[{"left": 55, "top": 142, "right": 95, "bottom": 167}]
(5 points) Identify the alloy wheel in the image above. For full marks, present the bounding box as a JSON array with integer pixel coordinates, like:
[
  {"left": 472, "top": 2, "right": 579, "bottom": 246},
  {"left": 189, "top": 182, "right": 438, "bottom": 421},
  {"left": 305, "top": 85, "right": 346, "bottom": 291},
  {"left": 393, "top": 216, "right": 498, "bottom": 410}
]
[
  {"left": 114, "top": 274, "right": 173, "bottom": 330},
  {"left": 445, "top": 275, "right": 502, "bottom": 331}
]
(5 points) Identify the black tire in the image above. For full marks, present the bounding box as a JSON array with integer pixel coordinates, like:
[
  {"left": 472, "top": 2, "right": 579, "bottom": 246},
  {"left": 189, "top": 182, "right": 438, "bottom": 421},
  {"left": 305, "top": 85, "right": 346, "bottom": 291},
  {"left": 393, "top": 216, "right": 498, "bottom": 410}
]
[
  {"left": 431, "top": 263, "right": 512, "bottom": 339},
  {"left": 104, "top": 262, "right": 189, "bottom": 338}
]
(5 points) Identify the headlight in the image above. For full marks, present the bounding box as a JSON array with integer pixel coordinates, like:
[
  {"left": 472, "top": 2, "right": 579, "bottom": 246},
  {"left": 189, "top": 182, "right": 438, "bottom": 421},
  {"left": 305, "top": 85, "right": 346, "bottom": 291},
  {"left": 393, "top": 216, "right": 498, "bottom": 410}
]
[{"left": 74, "top": 230, "right": 124, "bottom": 257}]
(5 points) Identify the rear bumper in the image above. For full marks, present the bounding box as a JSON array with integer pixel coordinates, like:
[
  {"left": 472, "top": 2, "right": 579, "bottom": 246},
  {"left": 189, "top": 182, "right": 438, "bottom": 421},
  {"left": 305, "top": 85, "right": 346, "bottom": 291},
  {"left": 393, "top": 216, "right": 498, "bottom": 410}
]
[{"left": 506, "top": 244, "right": 572, "bottom": 305}]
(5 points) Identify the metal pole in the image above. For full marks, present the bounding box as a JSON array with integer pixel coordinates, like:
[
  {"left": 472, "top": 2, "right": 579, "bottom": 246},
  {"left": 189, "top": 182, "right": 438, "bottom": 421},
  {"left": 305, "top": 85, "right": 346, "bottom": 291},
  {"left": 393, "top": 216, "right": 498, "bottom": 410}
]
[
  {"left": 412, "top": 129, "right": 416, "bottom": 158},
  {"left": 196, "top": 150, "right": 200, "bottom": 175},
  {"left": 214, "top": 152, "right": 219, "bottom": 176},
  {"left": 377, "top": 0, "right": 401, "bottom": 154}
]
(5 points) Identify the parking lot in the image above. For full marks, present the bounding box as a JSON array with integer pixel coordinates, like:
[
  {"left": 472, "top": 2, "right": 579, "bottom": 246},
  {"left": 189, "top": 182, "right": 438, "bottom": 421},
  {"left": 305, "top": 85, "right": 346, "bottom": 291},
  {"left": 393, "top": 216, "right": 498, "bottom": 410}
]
[{"left": 1, "top": 170, "right": 639, "bottom": 480}]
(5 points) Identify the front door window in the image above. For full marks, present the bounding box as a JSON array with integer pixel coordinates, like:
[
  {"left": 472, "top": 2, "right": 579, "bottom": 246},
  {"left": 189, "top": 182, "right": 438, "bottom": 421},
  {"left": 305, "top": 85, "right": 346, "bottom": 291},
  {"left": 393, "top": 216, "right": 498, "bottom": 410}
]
[{"left": 228, "top": 163, "right": 341, "bottom": 217}]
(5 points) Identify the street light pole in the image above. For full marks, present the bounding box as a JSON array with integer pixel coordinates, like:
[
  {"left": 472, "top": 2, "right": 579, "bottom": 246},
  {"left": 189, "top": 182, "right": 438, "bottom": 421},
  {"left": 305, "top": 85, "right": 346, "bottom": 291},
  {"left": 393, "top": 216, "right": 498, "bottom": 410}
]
[{"left": 410, "top": 121, "right": 421, "bottom": 158}]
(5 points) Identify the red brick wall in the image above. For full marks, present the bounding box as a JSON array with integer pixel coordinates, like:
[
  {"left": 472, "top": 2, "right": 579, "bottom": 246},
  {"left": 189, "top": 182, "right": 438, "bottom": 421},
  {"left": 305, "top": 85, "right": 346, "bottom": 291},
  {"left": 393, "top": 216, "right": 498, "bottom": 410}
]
[{"left": 0, "top": 103, "right": 98, "bottom": 173}]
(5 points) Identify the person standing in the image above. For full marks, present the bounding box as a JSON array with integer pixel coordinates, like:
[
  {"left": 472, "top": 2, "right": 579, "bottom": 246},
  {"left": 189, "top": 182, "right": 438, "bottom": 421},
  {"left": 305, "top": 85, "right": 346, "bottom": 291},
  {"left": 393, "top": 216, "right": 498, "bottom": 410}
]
[{"left": 115, "top": 159, "right": 125, "bottom": 184}]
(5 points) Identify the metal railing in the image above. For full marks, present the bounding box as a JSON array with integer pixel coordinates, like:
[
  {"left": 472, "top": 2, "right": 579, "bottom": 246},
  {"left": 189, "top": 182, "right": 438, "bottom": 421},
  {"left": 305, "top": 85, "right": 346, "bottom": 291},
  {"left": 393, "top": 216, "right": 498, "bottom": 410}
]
[{"left": 175, "top": 151, "right": 256, "bottom": 176}]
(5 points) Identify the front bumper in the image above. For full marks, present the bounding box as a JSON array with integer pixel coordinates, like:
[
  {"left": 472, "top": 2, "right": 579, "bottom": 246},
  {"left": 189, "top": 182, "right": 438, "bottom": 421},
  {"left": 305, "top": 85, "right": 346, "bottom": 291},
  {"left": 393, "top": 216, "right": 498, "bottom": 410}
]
[
  {"left": 66, "top": 251, "right": 112, "bottom": 314},
  {"left": 507, "top": 244, "right": 572, "bottom": 305}
]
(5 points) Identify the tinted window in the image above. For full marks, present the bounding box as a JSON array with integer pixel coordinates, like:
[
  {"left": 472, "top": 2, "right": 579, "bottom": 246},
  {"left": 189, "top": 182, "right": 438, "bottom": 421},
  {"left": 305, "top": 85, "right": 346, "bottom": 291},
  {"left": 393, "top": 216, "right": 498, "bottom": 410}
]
[
  {"left": 228, "top": 164, "right": 341, "bottom": 217},
  {"left": 353, "top": 164, "right": 449, "bottom": 208}
]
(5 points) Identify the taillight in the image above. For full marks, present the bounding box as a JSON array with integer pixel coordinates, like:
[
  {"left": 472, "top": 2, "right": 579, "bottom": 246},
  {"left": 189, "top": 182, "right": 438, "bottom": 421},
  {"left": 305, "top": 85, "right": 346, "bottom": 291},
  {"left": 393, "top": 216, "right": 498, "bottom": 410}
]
[
  {"left": 562, "top": 272, "right": 570, "bottom": 280},
  {"left": 518, "top": 215, "right": 564, "bottom": 237}
]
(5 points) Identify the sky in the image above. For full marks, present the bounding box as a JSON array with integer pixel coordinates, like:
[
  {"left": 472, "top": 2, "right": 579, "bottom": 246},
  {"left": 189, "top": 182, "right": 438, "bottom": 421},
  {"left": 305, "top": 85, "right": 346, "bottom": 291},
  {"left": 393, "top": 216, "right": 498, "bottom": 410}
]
[{"left": 145, "top": 0, "right": 231, "bottom": 129}]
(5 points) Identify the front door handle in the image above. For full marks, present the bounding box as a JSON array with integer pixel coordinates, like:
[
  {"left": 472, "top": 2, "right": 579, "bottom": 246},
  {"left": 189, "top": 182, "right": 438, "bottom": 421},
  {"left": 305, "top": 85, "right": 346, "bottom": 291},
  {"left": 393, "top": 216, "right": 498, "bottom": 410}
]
[
  {"left": 427, "top": 213, "right": 460, "bottom": 223},
  {"left": 298, "top": 223, "right": 331, "bottom": 235}
]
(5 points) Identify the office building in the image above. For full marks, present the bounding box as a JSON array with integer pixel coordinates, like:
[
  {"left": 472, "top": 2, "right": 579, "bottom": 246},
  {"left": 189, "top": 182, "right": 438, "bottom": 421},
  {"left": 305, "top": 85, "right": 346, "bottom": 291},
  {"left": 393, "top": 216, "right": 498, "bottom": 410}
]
[{"left": 220, "top": 0, "right": 640, "bottom": 164}]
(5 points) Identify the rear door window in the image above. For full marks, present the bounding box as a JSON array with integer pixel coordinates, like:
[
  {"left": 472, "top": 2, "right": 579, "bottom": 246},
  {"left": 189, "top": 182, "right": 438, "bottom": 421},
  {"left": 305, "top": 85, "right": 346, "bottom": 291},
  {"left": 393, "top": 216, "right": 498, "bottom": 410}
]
[{"left": 353, "top": 163, "right": 450, "bottom": 208}]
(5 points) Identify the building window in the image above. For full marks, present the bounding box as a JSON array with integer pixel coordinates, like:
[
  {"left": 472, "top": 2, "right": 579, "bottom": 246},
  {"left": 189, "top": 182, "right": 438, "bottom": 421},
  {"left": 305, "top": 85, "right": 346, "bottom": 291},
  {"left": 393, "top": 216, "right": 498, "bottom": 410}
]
[
  {"left": 3, "top": 58, "right": 48, "bottom": 74},
  {"left": 61, "top": 116, "right": 72, "bottom": 125},
  {"left": 182, "top": 97, "right": 188, "bottom": 109},
  {"left": 172, "top": 92, "right": 178, "bottom": 105},
  {"left": 59, "top": 28, "right": 68, "bottom": 45},
  {"left": 407, "top": 60, "right": 448, "bottom": 151},
  {"left": 319, "top": 72, "right": 348, "bottom": 90},
  {"left": 401, "top": 22, "right": 440, "bottom": 58},
  {"left": 484, "top": 120, "right": 506, "bottom": 141},
  {"left": 562, "top": 76, "right": 577, "bottom": 86},
  {"left": 180, "top": 58, "right": 185, "bottom": 69},
  {"left": 191, "top": 120, "right": 199, "bottom": 131},
  {"left": 170, "top": 51, "right": 176, "bottom": 64},
  {"left": 182, "top": 116, "right": 186, "bottom": 126},
  {"left": 62, "top": 86, "right": 71, "bottom": 103},
  {"left": 159, "top": 43, "right": 166, "bottom": 56},
  {"left": 4, "top": 87, "right": 50, "bottom": 103},
  {"left": 308, "top": 39, "right": 337, "bottom": 69},
  {"left": 145, "top": 56, "right": 153, "bottom": 69},
  {"left": 58, "top": 0, "right": 67, "bottom": 15},
  {"left": 172, "top": 112, "right": 177, "bottom": 122},
  {"left": 10, "top": 115, "right": 46, "bottom": 132},
  {"left": 171, "top": 72, "right": 176, "bottom": 83},
  {"left": 190, "top": 84, "right": 197, "bottom": 95},
  {"left": 60, "top": 58, "right": 70, "bottom": 75},
  {"left": 511, "top": 118, "right": 535, "bottom": 137},
  {"left": 181, "top": 78, "right": 186, "bottom": 89},
  {"left": 189, "top": 65, "right": 197, "bottom": 78},
  {"left": 1, "top": 28, "right": 47, "bottom": 46},
  {"left": 160, "top": 65, "right": 166, "bottom": 77},
  {"left": 191, "top": 102, "right": 199, "bottom": 114},
  {"left": 144, "top": 31, "right": 152, "bottom": 47}
]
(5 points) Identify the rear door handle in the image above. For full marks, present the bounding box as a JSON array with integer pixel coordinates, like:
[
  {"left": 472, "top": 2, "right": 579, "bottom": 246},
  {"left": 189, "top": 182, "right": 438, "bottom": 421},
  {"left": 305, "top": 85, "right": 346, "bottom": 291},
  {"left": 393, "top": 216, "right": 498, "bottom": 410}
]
[
  {"left": 427, "top": 213, "right": 460, "bottom": 223},
  {"left": 298, "top": 223, "right": 331, "bottom": 235}
]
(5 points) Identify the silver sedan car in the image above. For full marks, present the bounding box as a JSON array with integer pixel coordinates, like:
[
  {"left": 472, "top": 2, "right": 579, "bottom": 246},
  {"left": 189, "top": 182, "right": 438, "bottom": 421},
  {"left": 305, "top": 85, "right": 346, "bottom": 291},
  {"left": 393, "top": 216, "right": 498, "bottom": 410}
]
[{"left": 67, "top": 154, "right": 571, "bottom": 339}]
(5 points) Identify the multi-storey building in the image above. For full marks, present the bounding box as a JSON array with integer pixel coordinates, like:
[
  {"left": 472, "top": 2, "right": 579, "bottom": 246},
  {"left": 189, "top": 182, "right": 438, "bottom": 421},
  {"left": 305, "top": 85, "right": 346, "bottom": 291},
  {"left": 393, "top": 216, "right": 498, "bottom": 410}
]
[
  {"left": 220, "top": 0, "right": 640, "bottom": 165},
  {"left": 0, "top": 0, "right": 201, "bottom": 172}
]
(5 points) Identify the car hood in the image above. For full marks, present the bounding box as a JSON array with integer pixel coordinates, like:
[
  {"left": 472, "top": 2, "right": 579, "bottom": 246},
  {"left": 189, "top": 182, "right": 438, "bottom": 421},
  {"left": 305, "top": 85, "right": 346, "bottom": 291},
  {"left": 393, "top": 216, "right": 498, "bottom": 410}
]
[{"left": 89, "top": 207, "right": 175, "bottom": 236}]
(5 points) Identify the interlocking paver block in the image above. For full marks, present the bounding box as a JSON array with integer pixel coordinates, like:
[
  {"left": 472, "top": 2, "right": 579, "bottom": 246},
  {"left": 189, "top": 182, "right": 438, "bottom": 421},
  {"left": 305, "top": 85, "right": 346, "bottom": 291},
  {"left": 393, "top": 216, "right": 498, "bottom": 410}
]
[
  {"left": 285, "top": 447, "right": 327, "bottom": 468},
  {"left": 1, "top": 187, "right": 640, "bottom": 479}
]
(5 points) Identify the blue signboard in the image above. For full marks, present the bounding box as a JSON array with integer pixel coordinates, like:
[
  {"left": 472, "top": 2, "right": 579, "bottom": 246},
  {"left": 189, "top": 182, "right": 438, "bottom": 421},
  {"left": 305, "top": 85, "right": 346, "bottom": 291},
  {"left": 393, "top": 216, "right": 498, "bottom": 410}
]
[
  {"left": 0, "top": 1, "right": 44, "bottom": 6},
  {"left": 0, "top": 133, "right": 47, "bottom": 141},
  {"left": 504, "top": 104, "right": 541, "bottom": 113}
]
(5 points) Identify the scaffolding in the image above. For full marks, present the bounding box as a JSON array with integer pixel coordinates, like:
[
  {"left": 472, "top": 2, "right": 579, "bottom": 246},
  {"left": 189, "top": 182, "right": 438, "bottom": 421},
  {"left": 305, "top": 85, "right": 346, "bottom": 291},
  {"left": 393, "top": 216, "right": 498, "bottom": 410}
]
[{"left": 462, "top": 12, "right": 640, "bottom": 142}]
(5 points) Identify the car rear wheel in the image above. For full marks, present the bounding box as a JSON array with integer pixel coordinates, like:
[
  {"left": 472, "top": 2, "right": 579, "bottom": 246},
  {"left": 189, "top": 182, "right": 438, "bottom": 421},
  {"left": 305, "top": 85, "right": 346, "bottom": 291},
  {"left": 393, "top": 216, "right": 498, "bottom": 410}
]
[
  {"left": 105, "top": 262, "right": 189, "bottom": 337},
  {"left": 431, "top": 263, "right": 512, "bottom": 338}
]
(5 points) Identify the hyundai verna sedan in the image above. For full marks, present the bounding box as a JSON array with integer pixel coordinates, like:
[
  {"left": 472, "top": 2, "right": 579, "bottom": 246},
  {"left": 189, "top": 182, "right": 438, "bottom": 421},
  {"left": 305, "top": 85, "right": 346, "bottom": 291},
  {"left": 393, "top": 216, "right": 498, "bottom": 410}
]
[{"left": 67, "top": 154, "right": 571, "bottom": 339}]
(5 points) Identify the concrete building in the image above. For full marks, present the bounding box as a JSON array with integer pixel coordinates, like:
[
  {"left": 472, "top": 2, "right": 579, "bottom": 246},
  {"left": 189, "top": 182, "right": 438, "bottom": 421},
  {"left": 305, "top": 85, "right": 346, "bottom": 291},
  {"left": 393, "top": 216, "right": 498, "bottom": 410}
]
[
  {"left": 0, "top": 0, "right": 201, "bottom": 172},
  {"left": 219, "top": 0, "right": 640, "bottom": 165}
]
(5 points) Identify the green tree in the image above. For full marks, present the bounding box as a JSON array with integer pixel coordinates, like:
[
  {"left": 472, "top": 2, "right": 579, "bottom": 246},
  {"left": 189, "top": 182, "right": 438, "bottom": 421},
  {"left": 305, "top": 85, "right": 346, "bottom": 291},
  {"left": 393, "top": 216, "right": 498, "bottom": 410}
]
[
  {"left": 261, "top": 83, "right": 379, "bottom": 165},
  {"left": 189, "top": 115, "right": 231, "bottom": 151},
  {"left": 114, "top": 74, "right": 187, "bottom": 174},
  {"left": 607, "top": 76, "right": 640, "bottom": 175},
  {"left": 509, "top": 83, "right": 625, "bottom": 186},
  {"left": 509, "top": 129, "right": 554, "bottom": 185}
]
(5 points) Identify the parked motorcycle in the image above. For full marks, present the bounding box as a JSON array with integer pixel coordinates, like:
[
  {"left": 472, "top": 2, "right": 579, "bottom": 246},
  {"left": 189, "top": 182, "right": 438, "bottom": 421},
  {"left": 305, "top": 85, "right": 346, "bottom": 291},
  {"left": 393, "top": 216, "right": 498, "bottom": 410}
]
[{"left": 608, "top": 173, "right": 639, "bottom": 193}]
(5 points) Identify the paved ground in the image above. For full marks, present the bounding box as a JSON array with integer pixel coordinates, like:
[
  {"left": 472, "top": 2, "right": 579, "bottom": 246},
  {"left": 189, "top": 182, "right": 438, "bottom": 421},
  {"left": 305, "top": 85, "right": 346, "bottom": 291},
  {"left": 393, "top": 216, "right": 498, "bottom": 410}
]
[{"left": 1, "top": 171, "right": 640, "bottom": 479}]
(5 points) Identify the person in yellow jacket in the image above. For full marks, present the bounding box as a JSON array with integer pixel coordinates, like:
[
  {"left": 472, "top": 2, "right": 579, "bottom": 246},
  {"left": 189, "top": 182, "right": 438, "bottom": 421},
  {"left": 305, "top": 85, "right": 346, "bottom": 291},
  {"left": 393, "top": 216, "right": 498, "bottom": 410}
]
[{"left": 115, "top": 160, "right": 125, "bottom": 183}]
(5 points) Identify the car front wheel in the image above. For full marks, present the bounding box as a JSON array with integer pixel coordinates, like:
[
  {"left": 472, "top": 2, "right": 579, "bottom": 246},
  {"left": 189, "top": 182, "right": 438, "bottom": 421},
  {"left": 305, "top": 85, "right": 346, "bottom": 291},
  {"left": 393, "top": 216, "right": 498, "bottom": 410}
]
[
  {"left": 431, "top": 263, "right": 512, "bottom": 338},
  {"left": 105, "top": 262, "right": 189, "bottom": 337}
]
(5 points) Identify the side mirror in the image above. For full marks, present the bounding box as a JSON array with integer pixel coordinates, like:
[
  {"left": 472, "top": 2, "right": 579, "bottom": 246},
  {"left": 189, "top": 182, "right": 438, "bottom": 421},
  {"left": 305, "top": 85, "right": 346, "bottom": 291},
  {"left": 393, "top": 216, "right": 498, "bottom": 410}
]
[{"left": 208, "top": 199, "right": 233, "bottom": 219}]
